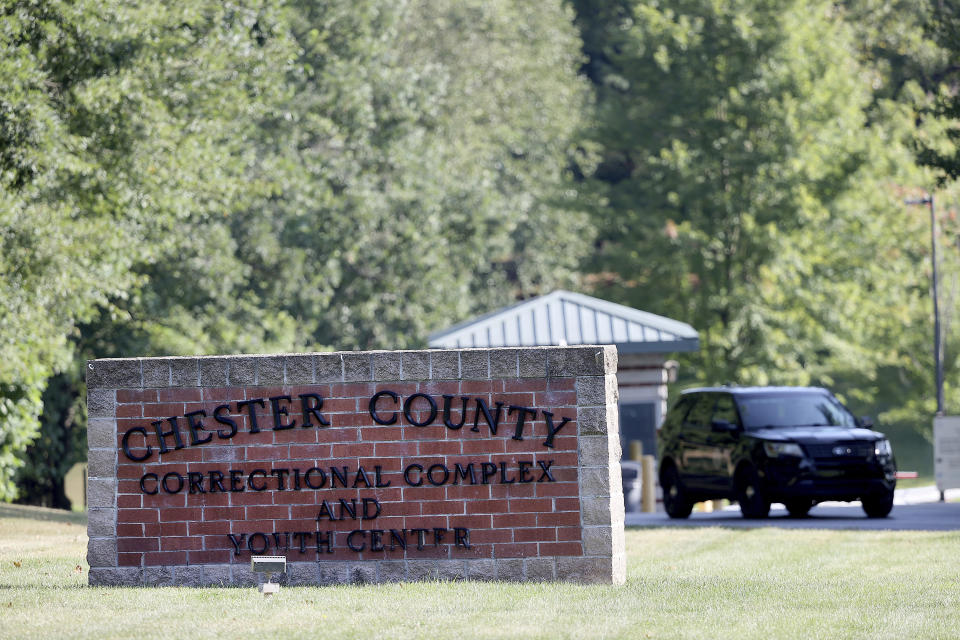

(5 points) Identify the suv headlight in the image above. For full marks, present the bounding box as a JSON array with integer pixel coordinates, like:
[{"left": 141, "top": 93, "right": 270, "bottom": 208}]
[
  {"left": 874, "top": 439, "right": 892, "bottom": 457},
  {"left": 763, "top": 442, "right": 804, "bottom": 457}
]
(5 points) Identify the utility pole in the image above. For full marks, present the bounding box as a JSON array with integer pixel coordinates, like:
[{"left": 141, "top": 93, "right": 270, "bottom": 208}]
[
  {"left": 906, "top": 193, "right": 946, "bottom": 502},
  {"left": 905, "top": 194, "right": 944, "bottom": 416}
]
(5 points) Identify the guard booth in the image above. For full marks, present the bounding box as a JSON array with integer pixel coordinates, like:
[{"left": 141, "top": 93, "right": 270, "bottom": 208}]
[{"left": 428, "top": 290, "right": 700, "bottom": 461}]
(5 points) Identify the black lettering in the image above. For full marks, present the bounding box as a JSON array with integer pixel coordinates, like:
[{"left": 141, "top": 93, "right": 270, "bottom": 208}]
[
  {"left": 272, "top": 532, "right": 290, "bottom": 552},
  {"left": 472, "top": 399, "right": 504, "bottom": 434},
  {"left": 403, "top": 393, "right": 438, "bottom": 427},
  {"left": 316, "top": 530, "right": 333, "bottom": 554},
  {"left": 272, "top": 468, "right": 290, "bottom": 490},
  {"left": 209, "top": 470, "right": 226, "bottom": 493},
  {"left": 370, "top": 529, "right": 384, "bottom": 552},
  {"left": 270, "top": 395, "right": 297, "bottom": 430},
  {"left": 369, "top": 390, "right": 399, "bottom": 425},
  {"left": 305, "top": 467, "right": 327, "bottom": 489},
  {"left": 229, "top": 469, "right": 245, "bottom": 492},
  {"left": 374, "top": 465, "right": 391, "bottom": 487},
  {"left": 537, "top": 460, "right": 555, "bottom": 482},
  {"left": 362, "top": 498, "right": 381, "bottom": 520},
  {"left": 452, "top": 463, "right": 477, "bottom": 485},
  {"left": 294, "top": 531, "right": 310, "bottom": 554},
  {"left": 188, "top": 471, "right": 205, "bottom": 494},
  {"left": 353, "top": 467, "right": 372, "bottom": 488},
  {"left": 542, "top": 411, "right": 572, "bottom": 448},
  {"left": 330, "top": 466, "right": 349, "bottom": 488},
  {"left": 347, "top": 530, "right": 366, "bottom": 552},
  {"left": 299, "top": 393, "right": 330, "bottom": 427},
  {"left": 237, "top": 398, "right": 266, "bottom": 433},
  {"left": 292, "top": 468, "right": 301, "bottom": 490},
  {"left": 248, "top": 469, "right": 268, "bottom": 491},
  {"left": 508, "top": 405, "right": 537, "bottom": 441},
  {"left": 499, "top": 462, "right": 515, "bottom": 484},
  {"left": 412, "top": 528, "right": 428, "bottom": 550},
  {"left": 442, "top": 395, "right": 469, "bottom": 430},
  {"left": 427, "top": 464, "right": 450, "bottom": 486},
  {"left": 454, "top": 527, "right": 471, "bottom": 549},
  {"left": 213, "top": 404, "right": 238, "bottom": 439},
  {"left": 153, "top": 417, "right": 185, "bottom": 454},
  {"left": 248, "top": 532, "right": 269, "bottom": 555},
  {"left": 389, "top": 529, "right": 407, "bottom": 551},
  {"left": 433, "top": 528, "right": 446, "bottom": 547},
  {"left": 227, "top": 533, "right": 246, "bottom": 556},
  {"left": 404, "top": 463, "right": 424, "bottom": 486},
  {"left": 517, "top": 460, "right": 534, "bottom": 483},
  {"left": 317, "top": 500, "right": 336, "bottom": 521},
  {"left": 139, "top": 473, "right": 159, "bottom": 495},
  {"left": 185, "top": 410, "right": 213, "bottom": 446},
  {"left": 339, "top": 498, "right": 357, "bottom": 520},
  {"left": 481, "top": 462, "right": 497, "bottom": 484},
  {"left": 122, "top": 427, "right": 153, "bottom": 462},
  {"left": 162, "top": 472, "right": 184, "bottom": 494}
]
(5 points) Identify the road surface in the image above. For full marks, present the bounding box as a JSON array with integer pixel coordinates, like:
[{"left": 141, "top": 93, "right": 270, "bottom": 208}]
[{"left": 625, "top": 486, "right": 960, "bottom": 531}]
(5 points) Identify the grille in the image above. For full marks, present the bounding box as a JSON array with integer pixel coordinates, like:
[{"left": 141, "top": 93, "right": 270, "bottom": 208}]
[{"left": 804, "top": 442, "right": 873, "bottom": 460}]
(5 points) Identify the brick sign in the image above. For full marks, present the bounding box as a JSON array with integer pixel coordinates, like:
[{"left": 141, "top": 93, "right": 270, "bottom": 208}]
[{"left": 86, "top": 347, "right": 624, "bottom": 586}]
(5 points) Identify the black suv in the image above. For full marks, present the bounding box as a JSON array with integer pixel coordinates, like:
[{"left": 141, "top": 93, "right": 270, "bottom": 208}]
[{"left": 657, "top": 387, "right": 897, "bottom": 519}]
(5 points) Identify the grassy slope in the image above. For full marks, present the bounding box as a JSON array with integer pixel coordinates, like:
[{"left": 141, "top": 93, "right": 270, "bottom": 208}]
[{"left": 1, "top": 503, "right": 958, "bottom": 639}]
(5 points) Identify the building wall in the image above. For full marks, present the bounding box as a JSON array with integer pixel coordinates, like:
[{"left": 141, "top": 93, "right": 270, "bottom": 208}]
[{"left": 615, "top": 353, "right": 671, "bottom": 460}]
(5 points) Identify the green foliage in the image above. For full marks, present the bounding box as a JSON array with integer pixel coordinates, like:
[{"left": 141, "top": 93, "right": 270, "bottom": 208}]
[
  {"left": 573, "top": 0, "right": 960, "bottom": 450},
  {"left": 9, "top": 0, "right": 960, "bottom": 502},
  {"left": 77, "top": 0, "right": 591, "bottom": 359},
  {"left": 577, "top": 0, "right": 886, "bottom": 376},
  {"left": 1, "top": 0, "right": 149, "bottom": 498},
  {"left": 906, "top": 0, "right": 960, "bottom": 184},
  {"left": 4, "top": 0, "right": 589, "bottom": 503},
  {"left": 14, "top": 371, "right": 86, "bottom": 509}
]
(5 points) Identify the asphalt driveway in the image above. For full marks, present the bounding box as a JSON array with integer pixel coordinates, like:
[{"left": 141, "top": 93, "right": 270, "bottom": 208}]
[{"left": 625, "top": 486, "right": 960, "bottom": 531}]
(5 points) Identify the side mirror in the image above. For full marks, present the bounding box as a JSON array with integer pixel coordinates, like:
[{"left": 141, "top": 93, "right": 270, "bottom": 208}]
[
  {"left": 859, "top": 416, "right": 874, "bottom": 428},
  {"left": 711, "top": 419, "right": 737, "bottom": 433}
]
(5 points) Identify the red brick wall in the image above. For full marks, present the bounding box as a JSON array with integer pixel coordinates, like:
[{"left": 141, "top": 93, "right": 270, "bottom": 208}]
[
  {"left": 86, "top": 347, "right": 624, "bottom": 585},
  {"left": 113, "top": 378, "right": 579, "bottom": 568}
]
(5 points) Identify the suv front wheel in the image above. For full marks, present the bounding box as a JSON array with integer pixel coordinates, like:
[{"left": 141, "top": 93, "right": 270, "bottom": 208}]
[
  {"left": 784, "top": 498, "right": 814, "bottom": 518},
  {"left": 736, "top": 465, "right": 770, "bottom": 519},
  {"left": 661, "top": 464, "right": 693, "bottom": 519},
  {"left": 861, "top": 487, "right": 894, "bottom": 518}
]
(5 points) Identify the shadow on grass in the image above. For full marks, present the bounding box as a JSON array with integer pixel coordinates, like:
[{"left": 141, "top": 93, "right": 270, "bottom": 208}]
[{"left": 0, "top": 504, "right": 86, "bottom": 525}]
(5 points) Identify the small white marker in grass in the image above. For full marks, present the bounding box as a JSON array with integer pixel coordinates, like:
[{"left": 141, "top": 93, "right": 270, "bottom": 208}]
[{"left": 251, "top": 555, "right": 286, "bottom": 596}]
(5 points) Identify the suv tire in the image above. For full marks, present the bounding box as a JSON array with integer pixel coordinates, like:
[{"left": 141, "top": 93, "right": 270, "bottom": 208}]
[
  {"left": 662, "top": 464, "right": 693, "bottom": 519},
  {"left": 861, "top": 488, "right": 894, "bottom": 518},
  {"left": 736, "top": 465, "right": 770, "bottom": 519},
  {"left": 784, "top": 498, "right": 814, "bottom": 518}
]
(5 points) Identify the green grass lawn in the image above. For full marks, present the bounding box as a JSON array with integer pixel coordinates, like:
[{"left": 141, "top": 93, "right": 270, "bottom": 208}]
[{"left": 1, "top": 503, "right": 958, "bottom": 639}]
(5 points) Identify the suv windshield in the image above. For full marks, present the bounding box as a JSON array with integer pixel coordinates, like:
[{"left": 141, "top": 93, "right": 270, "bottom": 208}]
[{"left": 737, "top": 392, "right": 857, "bottom": 429}]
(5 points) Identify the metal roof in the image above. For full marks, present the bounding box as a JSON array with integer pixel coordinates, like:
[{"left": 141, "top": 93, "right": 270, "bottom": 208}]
[{"left": 427, "top": 290, "right": 699, "bottom": 353}]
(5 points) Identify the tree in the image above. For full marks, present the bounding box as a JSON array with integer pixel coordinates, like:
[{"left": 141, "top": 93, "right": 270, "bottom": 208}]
[
  {"left": 9, "top": 0, "right": 591, "bottom": 502},
  {"left": 1, "top": 0, "right": 149, "bottom": 498},
  {"left": 910, "top": 0, "right": 960, "bottom": 184},
  {"left": 572, "top": 0, "right": 932, "bottom": 388}
]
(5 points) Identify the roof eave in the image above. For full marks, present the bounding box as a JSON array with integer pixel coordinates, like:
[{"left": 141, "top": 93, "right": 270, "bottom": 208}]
[{"left": 614, "top": 337, "right": 700, "bottom": 354}]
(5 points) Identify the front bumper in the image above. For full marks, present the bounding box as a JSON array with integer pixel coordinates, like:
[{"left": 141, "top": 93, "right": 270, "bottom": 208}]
[{"left": 761, "top": 457, "right": 896, "bottom": 502}]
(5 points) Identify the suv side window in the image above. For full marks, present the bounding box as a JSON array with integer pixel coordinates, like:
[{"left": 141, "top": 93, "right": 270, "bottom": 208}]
[
  {"left": 682, "top": 394, "right": 715, "bottom": 432},
  {"left": 665, "top": 396, "right": 695, "bottom": 425},
  {"left": 661, "top": 395, "right": 696, "bottom": 436},
  {"left": 712, "top": 393, "right": 741, "bottom": 428}
]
